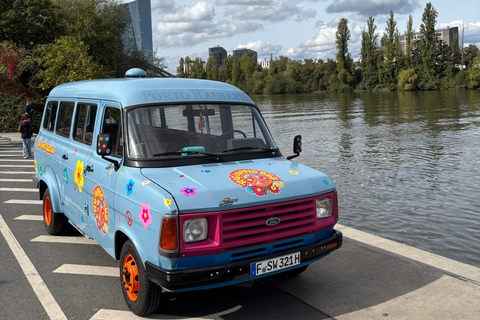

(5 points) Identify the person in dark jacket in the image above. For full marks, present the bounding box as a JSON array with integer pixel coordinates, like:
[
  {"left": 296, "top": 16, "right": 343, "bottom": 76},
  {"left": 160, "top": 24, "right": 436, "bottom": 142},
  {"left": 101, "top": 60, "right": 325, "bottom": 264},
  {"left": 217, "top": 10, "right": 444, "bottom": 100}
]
[
  {"left": 25, "top": 100, "right": 33, "bottom": 123},
  {"left": 19, "top": 113, "right": 33, "bottom": 158}
]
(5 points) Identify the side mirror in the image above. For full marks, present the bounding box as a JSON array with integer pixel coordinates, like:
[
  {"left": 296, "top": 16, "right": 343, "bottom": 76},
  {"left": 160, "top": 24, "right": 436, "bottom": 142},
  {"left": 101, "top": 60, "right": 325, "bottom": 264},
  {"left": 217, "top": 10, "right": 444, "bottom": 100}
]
[
  {"left": 287, "top": 135, "right": 302, "bottom": 160},
  {"left": 97, "top": 133, "right": 112, "bottom": 156}
]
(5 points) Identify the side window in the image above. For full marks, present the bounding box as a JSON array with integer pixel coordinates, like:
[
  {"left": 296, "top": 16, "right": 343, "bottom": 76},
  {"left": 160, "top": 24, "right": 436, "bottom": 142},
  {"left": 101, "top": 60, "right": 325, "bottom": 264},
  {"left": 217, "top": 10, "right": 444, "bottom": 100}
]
[
  {"left": 73, "top": 103, "right": 98, "bottom": 145},
  {"left": 102, "top": 107, "right": 122, "bottom": 158},
  {"left": 42, "top": 101, "right": 58, "bottom": 132},
  {"left": 55, "top": 101, "right": 75, "bottom": 138}
]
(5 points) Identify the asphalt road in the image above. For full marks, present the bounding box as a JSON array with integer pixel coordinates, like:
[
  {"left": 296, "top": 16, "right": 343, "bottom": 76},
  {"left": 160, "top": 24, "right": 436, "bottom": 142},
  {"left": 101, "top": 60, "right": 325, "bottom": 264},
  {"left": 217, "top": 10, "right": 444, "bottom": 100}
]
[{"left": 1, "top": 135, "right": 480, "bottom": 320}]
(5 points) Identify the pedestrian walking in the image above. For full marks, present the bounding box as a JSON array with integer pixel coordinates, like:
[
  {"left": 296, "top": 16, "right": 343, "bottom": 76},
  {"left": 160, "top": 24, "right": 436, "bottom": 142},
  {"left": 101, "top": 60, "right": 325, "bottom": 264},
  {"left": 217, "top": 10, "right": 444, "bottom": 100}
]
[
  {"left": 19, "top": 113, "right": 33, "bottom": 158},
  {"left": 25, "top": 100, "right": 33, "bottom": 123}
]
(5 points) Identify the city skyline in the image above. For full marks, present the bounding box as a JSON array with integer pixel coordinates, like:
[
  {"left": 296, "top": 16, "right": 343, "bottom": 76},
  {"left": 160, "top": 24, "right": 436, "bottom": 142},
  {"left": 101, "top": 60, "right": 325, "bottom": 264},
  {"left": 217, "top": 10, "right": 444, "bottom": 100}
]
[{"left": 123, "top": 0, "right": 480, "bottom": 73}]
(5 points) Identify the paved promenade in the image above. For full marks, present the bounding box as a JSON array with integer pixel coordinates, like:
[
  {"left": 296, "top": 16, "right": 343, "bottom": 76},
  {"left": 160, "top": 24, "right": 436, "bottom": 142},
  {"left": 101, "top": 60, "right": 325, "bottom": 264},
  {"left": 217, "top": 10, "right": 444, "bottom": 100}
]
[{"left": 2, "top": 131, "right": 479, "bottom": 319}]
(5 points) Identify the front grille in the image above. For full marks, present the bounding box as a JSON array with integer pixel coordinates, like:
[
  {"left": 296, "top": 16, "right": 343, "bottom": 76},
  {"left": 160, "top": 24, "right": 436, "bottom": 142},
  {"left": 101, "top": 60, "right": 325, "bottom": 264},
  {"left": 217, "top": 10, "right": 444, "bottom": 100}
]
[{"left": 220, "top": 198, "right": 317, "bottom": 251}]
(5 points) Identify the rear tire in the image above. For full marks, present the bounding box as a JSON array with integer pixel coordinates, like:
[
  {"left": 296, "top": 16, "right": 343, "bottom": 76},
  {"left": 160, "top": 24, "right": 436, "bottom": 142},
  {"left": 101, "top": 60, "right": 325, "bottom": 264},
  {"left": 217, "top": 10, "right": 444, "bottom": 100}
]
[
  {"left": 120, "top": 240, "right": 161, "bottom": 316},
  {"left": 43, "top": 188, "right": 66, "bottom": 235}
]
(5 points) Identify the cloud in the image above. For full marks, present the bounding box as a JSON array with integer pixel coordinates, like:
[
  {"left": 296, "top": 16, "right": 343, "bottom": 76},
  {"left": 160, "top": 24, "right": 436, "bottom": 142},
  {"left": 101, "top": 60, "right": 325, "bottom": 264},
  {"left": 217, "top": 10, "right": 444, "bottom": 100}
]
[
  {"left": 156, "top": 19, "right": 263, "bottom": 47},
  {"left": 437, "top": 21, "right": 480, "bottom": 47},
  {"left": 151, "top": 0, "right": 175, "bottom": 13},
  {"left": 284, "top": 17, "right": 363, "bottom": 61},
  {"left": 222, "top": 0, "right": 317, "bottom": 22},
  {"left": 236, "top": 40, "right": 283, "bottom": 56},
  {"left": 326, "top": 0, "right": 421, "bottom": 18},
  {"left": 162, "top": 1, "right": 215, "bottom": 22}
]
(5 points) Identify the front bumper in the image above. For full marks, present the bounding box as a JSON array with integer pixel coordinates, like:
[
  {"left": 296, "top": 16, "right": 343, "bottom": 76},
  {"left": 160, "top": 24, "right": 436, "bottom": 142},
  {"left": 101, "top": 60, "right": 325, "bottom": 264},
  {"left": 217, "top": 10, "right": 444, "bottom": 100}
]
[{"left": 146, "top": 230, "right": 342, "bottom": 291}]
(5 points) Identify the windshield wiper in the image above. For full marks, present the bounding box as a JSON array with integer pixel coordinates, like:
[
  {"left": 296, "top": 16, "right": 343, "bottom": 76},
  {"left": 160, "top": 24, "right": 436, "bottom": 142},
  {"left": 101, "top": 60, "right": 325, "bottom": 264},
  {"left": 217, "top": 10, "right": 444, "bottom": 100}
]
[
  {"left": 222, "top": 146, "right": 279, "bottom": 153},
  {"left": 153, "top": 150, "right": 221, "bottom": 160}
]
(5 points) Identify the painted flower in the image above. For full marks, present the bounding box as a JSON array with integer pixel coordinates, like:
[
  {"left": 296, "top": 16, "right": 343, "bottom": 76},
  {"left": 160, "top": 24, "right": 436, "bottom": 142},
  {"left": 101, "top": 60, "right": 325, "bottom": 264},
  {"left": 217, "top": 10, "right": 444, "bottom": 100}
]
[
  {"left": 126, "top": 179, "right": 134, "bottom": 196},
  {"left": 164, "top": 199, "right": 172, "bottom": 206},
  {"left": 139, "top": 203, "right": 152, "bottom": 229},
  {"left": 253, "top": 186, "right": 266, "bottom": 197},
  {"left": 180, "top": 187, "right": 196, "bottom": 197},
  {"left": 289, "top": 170, "right": 298, "bottom": 175},
  {"left": 63, "top": 168, "right": 69, "bottom": 184},
  {"left": 74, "top": 160, "right": 84, "bottom": 192}
]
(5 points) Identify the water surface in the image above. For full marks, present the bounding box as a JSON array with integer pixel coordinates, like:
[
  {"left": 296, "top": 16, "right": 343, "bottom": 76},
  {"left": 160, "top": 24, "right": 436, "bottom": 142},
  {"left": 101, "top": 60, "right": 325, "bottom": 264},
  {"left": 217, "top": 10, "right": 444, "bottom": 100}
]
[{"left": 252, "top": 90, "right": 480, "bottom": 267}]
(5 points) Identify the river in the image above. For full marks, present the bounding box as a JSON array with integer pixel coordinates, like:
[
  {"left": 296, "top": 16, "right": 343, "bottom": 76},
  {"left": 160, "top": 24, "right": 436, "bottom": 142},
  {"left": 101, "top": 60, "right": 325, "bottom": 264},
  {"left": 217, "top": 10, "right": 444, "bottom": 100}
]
[{"left": 251, "top": 90, "right": 480, "bottom": 267}]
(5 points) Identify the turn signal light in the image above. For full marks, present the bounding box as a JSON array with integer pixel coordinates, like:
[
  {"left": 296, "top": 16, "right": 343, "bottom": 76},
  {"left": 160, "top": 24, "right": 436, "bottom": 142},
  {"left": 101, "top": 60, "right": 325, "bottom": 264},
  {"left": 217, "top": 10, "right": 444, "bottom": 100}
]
[{"left": 160, "top": 218, "right": 178, "bottom": 250}]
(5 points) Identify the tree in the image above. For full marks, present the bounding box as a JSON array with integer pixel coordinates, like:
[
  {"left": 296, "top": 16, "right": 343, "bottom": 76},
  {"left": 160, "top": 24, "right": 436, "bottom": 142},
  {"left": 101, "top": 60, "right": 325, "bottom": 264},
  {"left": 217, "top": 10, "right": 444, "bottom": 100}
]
[
  {"left": 469, "top": 54, "right": 480, "bottom": 89},
  {"left": 419, "top": 2, "right": 440, "bottom": 89},
  {"left": 464, "top": 44, "right": 480, "bottom": 69},
  {"left": 381, "top": 11, "right": 402, "bottom": 89},
  {"left": 360, "top": 17, "right": 379, "bottom": 90},
  {"left": 0, "top": 0, "right": 63, "bottom": 48},
  {"left": 335, "top": 18, "right": 354, "bottom": 89},
  {"left": 36, "top": 36, "right": 109, "bottom": 91},
  {"left": 54, "top": 0, "right": 128, "bottom": 77},
  {"left": 397, "top": 68, "right": 418, "bottom": 90},
  {"left": 404, "top": 14, "right": 415, "bottom": 67}
]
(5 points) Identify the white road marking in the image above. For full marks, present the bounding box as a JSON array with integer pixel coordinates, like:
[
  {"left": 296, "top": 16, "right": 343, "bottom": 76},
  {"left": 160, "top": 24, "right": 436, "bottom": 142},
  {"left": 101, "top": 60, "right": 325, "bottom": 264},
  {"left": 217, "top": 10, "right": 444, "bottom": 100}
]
[
  {"left": 0, "top": 159, "right": 34, "bottom": 162},
  {"left": 16, "top": 215, "right": 43, "bottom": 221},
  {"left": 53, "top": 264, "right": 118, "bottom": 277},
  {"left": 0, "top": 150, "right": 22, "bottom": 153},
  {"left": 0, "top": 178, "right": 32, "bottom": 182},
  {"left": 0, "top": 171, "right": 36, "bottom": 174},
  {"left": 0, "top": 187, "right": 37, "bottom": 192},
  {"left": 0, "top": 155, "right": 30, "bottom": 157},
  {"left": 0, "top": 214, "right": 67, "bottom": 320},
  {"left": 0, "top": 164, "right": 34, "bottom": 168},
  {"left": 4, "top": 199, "right": 43, "bottom": 204},
  {"left": 90, "top": 306, "right": 243, "bottom": 320},
  {"left": 336, "top": 224, "right": 480, "bottom": 283},
  {"left": 31, "top": 235, "right": 97, "bottom": 245}
]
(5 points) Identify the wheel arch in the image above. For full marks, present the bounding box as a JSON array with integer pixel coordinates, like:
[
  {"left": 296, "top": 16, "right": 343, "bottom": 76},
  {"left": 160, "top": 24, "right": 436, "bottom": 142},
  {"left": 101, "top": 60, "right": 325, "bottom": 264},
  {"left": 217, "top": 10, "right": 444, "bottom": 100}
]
[{"left": 39, "top": 167, "right": 63, "bottom": 214}]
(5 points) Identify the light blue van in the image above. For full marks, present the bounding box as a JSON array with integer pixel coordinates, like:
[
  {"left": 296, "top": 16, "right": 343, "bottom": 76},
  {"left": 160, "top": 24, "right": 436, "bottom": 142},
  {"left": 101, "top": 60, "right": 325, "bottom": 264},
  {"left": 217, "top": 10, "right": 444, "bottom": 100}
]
[{"left": 34, "top": 69, "right": 342, "bottom": 316}]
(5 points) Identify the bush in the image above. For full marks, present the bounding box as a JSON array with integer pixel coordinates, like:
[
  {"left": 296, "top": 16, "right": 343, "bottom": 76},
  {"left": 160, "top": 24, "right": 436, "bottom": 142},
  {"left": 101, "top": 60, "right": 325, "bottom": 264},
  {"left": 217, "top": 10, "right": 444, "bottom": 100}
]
[{"left": 0, "top": 93, "right": 29, "bottom": 132}]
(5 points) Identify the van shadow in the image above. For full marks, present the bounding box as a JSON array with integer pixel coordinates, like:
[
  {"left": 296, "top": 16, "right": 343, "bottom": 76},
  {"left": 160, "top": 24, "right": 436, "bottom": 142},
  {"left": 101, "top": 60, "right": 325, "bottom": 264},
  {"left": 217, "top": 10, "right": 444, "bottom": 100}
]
[{"left": 150, "top": 238, "right": 444, "bottom": 319}]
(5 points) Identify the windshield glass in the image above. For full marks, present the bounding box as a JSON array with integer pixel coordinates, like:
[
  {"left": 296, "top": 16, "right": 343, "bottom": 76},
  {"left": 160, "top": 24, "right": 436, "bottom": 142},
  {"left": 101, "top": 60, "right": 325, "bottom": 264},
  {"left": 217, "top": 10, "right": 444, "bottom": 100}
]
[{"left": 126, "top": 104, "right": 277, "bottom": 160}]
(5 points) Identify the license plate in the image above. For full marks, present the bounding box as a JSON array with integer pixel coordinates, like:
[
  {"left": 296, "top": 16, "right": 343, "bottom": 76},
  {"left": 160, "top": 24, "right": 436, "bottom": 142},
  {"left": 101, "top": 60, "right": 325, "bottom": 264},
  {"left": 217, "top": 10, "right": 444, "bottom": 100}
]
[{"left": 250, "top": 252, "right": 300, "bottom": 277}]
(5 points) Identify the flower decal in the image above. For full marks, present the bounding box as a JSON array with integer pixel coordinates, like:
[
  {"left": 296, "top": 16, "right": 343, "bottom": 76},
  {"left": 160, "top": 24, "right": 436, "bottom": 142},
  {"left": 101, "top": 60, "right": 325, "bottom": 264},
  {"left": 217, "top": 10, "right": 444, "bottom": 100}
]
[
  {"left": 63, "top": 168, "right": 69, "bottom": 184},
  {"left": 35, "top": 160, "right": 38, "bottom": 172},
  {"left": 289, "top": 170, "right": 298, "bottom": 175},
  {"left": 74, "top": 160, "right": 84, "bottom": 192},
  {"left": 139, "top": 203, "right": 152, "bottom": 229},
  {"left": 93, "top": 185, "right": 108, "bottom": 234},
  {"left": 164, "top": 199, "right": 172, "bottom": 206},
  {"left": 180, "top": 187, "right": 196, "bottom": 197},
  {"left": 229, "top": 169, "right": 284, "bottom": 197},
  {"left": 126, "top": 179, "right": 134, "bottom": 196}
]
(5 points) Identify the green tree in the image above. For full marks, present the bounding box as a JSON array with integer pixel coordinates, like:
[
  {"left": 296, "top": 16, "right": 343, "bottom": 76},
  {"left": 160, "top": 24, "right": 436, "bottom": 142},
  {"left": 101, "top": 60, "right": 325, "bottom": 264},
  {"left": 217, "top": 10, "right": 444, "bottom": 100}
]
[
  {"left": 418, "top": 2, "right": 440, "bottom": 89},
  {"left": 397, "top": 68, "right": 418, "bottom": 90},
  {"left": 381, "top": 11, "right": 402, "bottom": 89},
  {"left": 360, "top": 17, "right": 379, "bottom": 90},
  {"left": 0, "top": 0, "right": 63, "bottom": 48},
  {"left": 36, "top": 36, "right": 108, "bottom": 91},
  {"left": 54, "top": 0, "right": 128, "bottom": 77},
  {"left": 404, "top": 14, "right": 415, "bottom": 67},
  {"left": 464, "top": 44, "right": 480, "bottom": 69},
  {"left": 335, "top": 18, "right": 354, "bottom": 90},
  {"left": 469, "top": 54, "right": 480, "bottom": 89}
]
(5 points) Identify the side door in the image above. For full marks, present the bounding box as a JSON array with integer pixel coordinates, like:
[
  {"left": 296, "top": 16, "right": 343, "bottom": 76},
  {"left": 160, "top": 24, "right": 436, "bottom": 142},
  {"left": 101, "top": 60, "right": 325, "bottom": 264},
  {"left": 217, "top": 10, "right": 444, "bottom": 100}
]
[
  {"left": 83, "top": 102, "right": 123, "bottom": 256},
  {"left": 61, "top": 101, "right": 98, "bottom": 233}
]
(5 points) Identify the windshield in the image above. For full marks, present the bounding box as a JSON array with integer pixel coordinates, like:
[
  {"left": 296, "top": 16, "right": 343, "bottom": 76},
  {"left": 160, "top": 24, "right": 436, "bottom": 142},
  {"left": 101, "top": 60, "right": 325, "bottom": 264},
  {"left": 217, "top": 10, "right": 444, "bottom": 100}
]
[{"left": 126, "top": 104, "right": 277, "bottom": 160}]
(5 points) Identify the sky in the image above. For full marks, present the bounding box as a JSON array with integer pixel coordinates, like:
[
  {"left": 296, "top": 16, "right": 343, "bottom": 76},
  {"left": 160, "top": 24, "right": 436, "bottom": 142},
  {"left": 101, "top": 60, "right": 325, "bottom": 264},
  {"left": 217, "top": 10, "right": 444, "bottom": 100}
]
[{"left": 137, "top": 0, "right": 480, "bottom": 73}]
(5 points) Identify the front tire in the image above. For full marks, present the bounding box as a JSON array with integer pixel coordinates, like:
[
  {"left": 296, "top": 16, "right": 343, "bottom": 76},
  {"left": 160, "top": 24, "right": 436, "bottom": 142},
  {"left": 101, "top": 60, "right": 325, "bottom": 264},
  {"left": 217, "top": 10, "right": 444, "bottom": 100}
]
[
  {"left": 43, "top": 188, "right": 66, "bottom": 235},
  {"left": 120, "top": 240, "right": 161, "bottom": 316}
]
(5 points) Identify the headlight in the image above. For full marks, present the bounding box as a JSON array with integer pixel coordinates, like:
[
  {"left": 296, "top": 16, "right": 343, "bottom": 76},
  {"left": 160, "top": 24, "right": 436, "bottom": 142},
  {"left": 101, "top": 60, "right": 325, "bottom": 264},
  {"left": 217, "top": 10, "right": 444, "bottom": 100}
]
[
  {"left": 183, "top": 217, "right": 208, "bottom": 243},
  {"left": 316, "top": 198, "right": 332, "bottom": 219}
]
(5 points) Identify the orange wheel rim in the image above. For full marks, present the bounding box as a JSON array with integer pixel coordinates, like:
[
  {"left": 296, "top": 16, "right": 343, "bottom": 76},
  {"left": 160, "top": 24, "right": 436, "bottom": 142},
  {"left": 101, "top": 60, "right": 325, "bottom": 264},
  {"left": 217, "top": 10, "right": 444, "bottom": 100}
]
[
  {"left": 44, "top": 196, "right": 51, "bottom": 226},
  {"left": 122, "top": 254, "right": 139, "bottom": 301}
]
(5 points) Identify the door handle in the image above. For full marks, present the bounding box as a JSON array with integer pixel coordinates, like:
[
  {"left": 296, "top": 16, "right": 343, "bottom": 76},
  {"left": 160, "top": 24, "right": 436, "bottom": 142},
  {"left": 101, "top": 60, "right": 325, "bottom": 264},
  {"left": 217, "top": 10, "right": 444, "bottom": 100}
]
[
  {"left": 85, "top": 165, "right": 94, "bottom": 172},
  {"left": 62, "top": 154, "right": 68, "bottom": 160}
]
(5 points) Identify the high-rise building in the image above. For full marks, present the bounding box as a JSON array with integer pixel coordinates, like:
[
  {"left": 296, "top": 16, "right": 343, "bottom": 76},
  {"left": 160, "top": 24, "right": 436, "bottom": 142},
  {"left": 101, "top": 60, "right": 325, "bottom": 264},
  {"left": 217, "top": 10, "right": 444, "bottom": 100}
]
[
  {"left": 209, "top": 46, "right": 227, "bottom": 68},
  {"left": 233, "top": 48, "right": 257, "bottom": 64},
  {"left": 123, "top": 0, "right": 153, "bottom": 53},
  {"left": 400, "top": 26, "right": 459, "bottom": 54}
]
